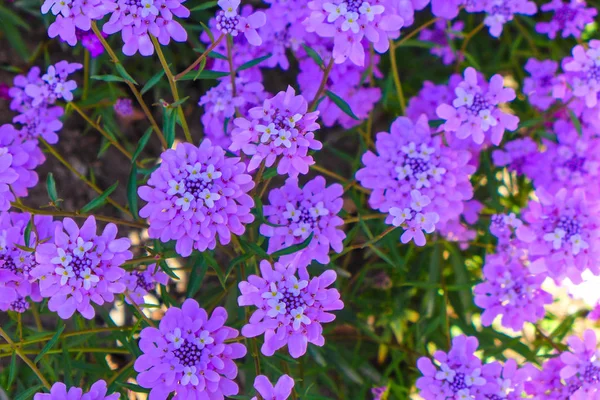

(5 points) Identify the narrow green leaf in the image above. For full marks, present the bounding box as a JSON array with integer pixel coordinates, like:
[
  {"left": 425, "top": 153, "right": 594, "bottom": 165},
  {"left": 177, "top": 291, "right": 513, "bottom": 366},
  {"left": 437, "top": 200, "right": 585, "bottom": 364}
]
[
  {"left": 193, "top": 57, "right": 208, "bottom": 81},
  {"left": 177, "top": 70, "right": 230, "bottom": 81},
  {"left": 325, "top": 90, "right": 360, "bottom": 120},
  {"left": 187, "top": 257, "right": 208, "bottom": 298},
  {"left": 91, "top": 75, "right": 128, "bottom": 83},
  {"left": 24, "top": 216, "right": 34, "bottom": 247},
  {"left": 190, "top": 0, "right": 217, "bottom": 11},
  {"left": 127, "top": 165, "right": 139, "bottom": 219},
  {"left": 46, "top": 173, "right": 59, "bottom": 204},
  {"left": 568, "top": 109, "right": 583, "bottom": 136},
  {"left": 141, "top": 70, "right": 166, "bottom": 95},
  {"left": 7, "top": 352, "right": 17, "bottom": 388},
  {"left": 199, "top": 21, "right": 215, "bottom": 43},
  {"left": 115, "top": 63, "right": 138, "bottom": 85},
  {"left": 0, "top": 15, "right": 28, "bottom": 60},
  {"left": 271, "top": 232, "right": 314, "bottom": 258},
  {"left": 236, "top": 54, "right": 272, "bottom": 72},
  {"left": 301, "top": 44, "right": 324, "bottom": 67},
  {"left": 163, "top": 108, "right": 177, "bottom": 148},
  {"left": 202, "top": 253, "right": 226, "bottom": 289},
  {"left": 158, "top": 260, "right": 180, "bottom": 280},
  {"left": 35, "top": 323, "right": 65, "bottom": 363},
  {"left": 80, "top": 182, "right": 119, "bottom": 213},
  {"left": 132, "top": 127, "right": 153, "bottom": 162},
  {"left": 170, "top": 96, "right": 190, "bottom": 108},
  {"left": 15, "top": 385, "right": 43, "bottom": 400}
]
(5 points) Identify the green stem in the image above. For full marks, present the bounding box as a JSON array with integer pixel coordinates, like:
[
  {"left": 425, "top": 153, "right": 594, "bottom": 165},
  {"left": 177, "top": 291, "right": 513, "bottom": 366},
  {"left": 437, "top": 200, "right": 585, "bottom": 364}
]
[
  {"left": 0, "top": 327, "right": 51, "bottom": 389},
  {"left": 389, "top": 40, "right": 406, "bottom": 114},
  {"left": 174, "top": 34, "right": 225, "bottom": 81}
]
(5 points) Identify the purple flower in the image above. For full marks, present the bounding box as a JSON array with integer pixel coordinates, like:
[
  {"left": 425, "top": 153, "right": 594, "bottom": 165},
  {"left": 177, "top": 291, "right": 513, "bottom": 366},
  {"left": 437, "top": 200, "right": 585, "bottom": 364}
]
[
  {"left": 562, "top": 41, "right": 600, "bottom": 108},
  {"left": 418, "top": 19, "right": 464, "bottom": 65},
  {"left": 0, "top": 83, "right": 9, "bottom": 100},
  {"left": 428, "top": 0, "right": 463, "bottom": 19},
  {"left": 23, "top": 61, "right": 82, "bottom": 106},
  {"left": 32, "top": 216, "right": 132, "bottom": 319},
  {"left": 436, "top": 67, "right": 519, "bottom": 145},
  {"left": 199, "top": 77, "right": 266, "bottom": 148},
  {"left": 474, "top": 253, "right": 552, "bottom": 331},
  {"left": 371, "top": 386, "right": 387, "bottom": 400},
  {"left": 482, "top": 359, "right": 534, "bottom": 399},
  {"left": 79, "top": 29, "right": 106, "bottom": 57},
  {"left": 536, "top": 0, "right": 597, "bottom": 39},
  {"left": 216, "top": 0, "right": 267, "bottom": 46},
  {"left": 516, "top": 187, "right": 600, "bottom": 283},
  {"left": 416, "top": 335, "right": 489, "bottom": 398},
  {"left": 492, "top": 137, "right": 538, "bottom": 175},
  {"left": 304, "top": 0, "right": 404, "bottom": 66},
  {"left": 0, "top": 212, "right": 55, "bottom": 313},
  {"left": 123, "top": 263, "right": 169, "bottom": 305},
  {"left": 34, "top": 380, "right": 119, "bottom": 400},
  {"left": 114, "top": 98, "right": 134, "bottom": 117},
  {"left": 406, "top": 76, "right": 461, "bottom": 122},
  {"left": 238, "top": 259, "right": 343, "bottom": 358},
  {"left": 559, "top": 329, "right": 600, "bottom": 397},
  {"left": 260, "top": 176, "right": 346, "bottom": 268},
  {"left": 523, "top": 58, "right": 560, "bottom": 111},
  {"left": 482, "top": 0, "right": 537, "bottom": 38},
  {"left": 41, "top": 0, "right": 107, "bottom": 46},
  {"left": 134, "top": 299, "right": 246, "bottom": 399},
  {"left": 139, "top": 139, "right": 255, "bottom": 257},
  {"left": 102, "top": 0, "right": 190, "bottom": 56},
  {"left": 356, "top": 116, "right": 474, "bottom": 246},
  {"left": 230, "top": 86, "right": 322, "bottom": 177},
  {"left": 0, "top": 125, "right": 44, "bottom": 210},
  {"left": 252, "top": 374, "right": 295, "bottom": 400},
  {"left": 525, "top": 357, "right": 575, "bottom": 398}
]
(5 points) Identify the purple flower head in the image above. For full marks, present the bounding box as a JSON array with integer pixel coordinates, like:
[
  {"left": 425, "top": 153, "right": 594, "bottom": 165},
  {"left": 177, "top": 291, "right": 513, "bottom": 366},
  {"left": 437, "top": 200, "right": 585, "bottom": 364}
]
[
  {"left": 428, "top": 0, "right": 464, "bottom": 19},
  {"left": 0, "top": 212, "right": 55, "bottom": 313},
  {"left": 473, "top": 253, "right": 552, "bottom": 331},
  {"left": 32, "top": 216, "right": 132, "bottom": 319},
  {"left": 416, "top": 335, "right": 489, "bottom": 398},
  {"left": 516, "top": 187, "right": 600, "bottom": 283},
  {"left": 523, "top": 119, "right": 600, "bottom": 196},
  {"left": 562, "top": 41, "right": 600, "bottom": 108},
  {"left": 418, "top": 19, "right": 464, "bottom": 65},
  {"left": 0, "top": 83, "right": 9, "bottom": 100},
  {"left": 482, "top": 0, "right": 537, "bottom": 38},
  {"left": 139, "top": 139, "right": 255, "bottom": 257},
  {"left": 23, "top": 61, "right": 82, "bottom": 107},
  {"left": 0, "top": 125, "right": 44, "bottom": 210},
  {"left": 304, "top": 0, "right": 404, "bottom": 66},
  {"left": 371, "top": 386, "right": 388, "bottom": 400},
  {"left": 13, "top": 105, "right": 64, "bottom": 144},
  {"left": 102, "top": 0, "right": 190, "bottom": 56},
  {"left": 436, "top": 67, "right": 519, "bottom": 145},
  {"left": 492, "top": 137, "right": 538, "bottom": 175},
  {"left": 525, "top": 357, "right": 577, "bottom": 398},
  {"left": 79, "top": 29, "right": 106, "bottom": 57},
  {"left": 238, "top": 259, "right": 344, "bottom": 358},
  {"left": 216, "top": 0, "right": 267, "bottom": 46},
  {"left": 406, "top": 76, "right": 462, "bottom": 122},
  {"left": 199, "top": 77, "right": 266, "bottom": 148},
  {"left": 134, "top": 299, "right": 246, "bottom": 399},
  {"left": 34, "top": 380, "right": 119, "bottom": 400},
  {"left": 123, "top": 263, "right": 169, "bottom": 305},
  {"left": 536, "top": 0, "right": 597, "bottom": 39},
  {"left": 41, "top": 0, "right": 107, "bottom": 45},
  {"left": 356, "top": 116, "right": 474, "bottom": 246},
  {"left": 251, "top": 374, "right": 295, "bottom": 400},
  {"left": 559, "top": 329, "right": 600, "bottom": 397},
  {"left": 114, "top": 98, "right": 134, "bottom": 117},
  {"left": 260, "top": 176, "right": 346, "bottom": 268},
  {"left": 230, "top": 86, "right": 322, "bottom": 177},
  {"left": 523, "top": 58, "right": 560, "bottom": 111},
  {"left": 481, "top": 359, "right": 534, "bottom": 399}
]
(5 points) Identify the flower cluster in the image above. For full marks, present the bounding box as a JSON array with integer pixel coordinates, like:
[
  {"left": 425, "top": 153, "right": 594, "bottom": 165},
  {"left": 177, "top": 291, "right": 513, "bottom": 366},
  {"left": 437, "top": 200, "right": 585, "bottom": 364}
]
[
  {"left": 230, "top": 86, "right": 322, "bottom": 177},
  {"left": 199, "top": 77, "right": 266, "bottom": 148},
  {"left": 139, "top": 140, "right": 255, "bottom": 256},
  {"left": 215, "top": 0, "right": 267, "bottom": 46},
  {"left": 356, "top": 116, "right": 474, "bottom": 246},
  {"left": 238, "top": 260, "right": 344, "bottom": 358},
  {"left": 34, "top": 380, "right": 119, "bottom": 400},
  {"left": 437, "top": 67, "right": 519, "bottom": 145},
  {"left": 251, "top": 375, "right": 295, "bottom": 400},
  {"left": 32, "top": 216, "right": 132, "bottom": 319},
  {"left": 560, "top": 40, "right": 600, "bottom": 108},
  {"left": 536, "top": 0, "right": 597, "bottom": 39},
  {"left": 406, "top": 77, "right": 461, "bottom": 122},
  {"left": 418, "top": 19, "right": 464, "bottom": 65},
  {"left": 134, "top": 299, "right": 246, "bottom": 399},
  {"left": 304, "top": 0, "right": 404, "bottom": 66},
  {"left": 123, "top": 263, "right": 169, "bottom": 305},
  {"left": 516, "top": 188, "right": 600, "bottom": 283},
  {"left": 260, "top": 176, "right": 345, "bottom": 268},
  {"left": 492, "top": 137, "right": 538, "bottom": 175},
  {"left": 523, "top": 58, "right": 560, "bottom": 111},
  {"left": 102, "top": 0, "right": 190, "bottom": 56},
  {"left": 114, "top": 98, "right": 134, "bottom": 118},
  {"left": 480, "top": 0, "right": 537, "bottom": 38},
  {"left": 41, "top": 0, "right": 106, "bottom": 46},
  {"left": 0, "top": 213, "right": 55, "bottom": 312}
]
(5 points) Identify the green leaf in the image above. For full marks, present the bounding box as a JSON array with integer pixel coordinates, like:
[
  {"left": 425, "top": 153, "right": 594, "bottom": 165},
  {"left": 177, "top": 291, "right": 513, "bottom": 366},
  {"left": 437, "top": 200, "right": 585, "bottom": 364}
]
[
  {"left": 15, "top": 385, "right": 43, "bottom": 400},
  {"left": 193, "top": 57, "right": 208, "bottom": 81},
  {"left": 141, "top": 70, "right": 166, "bottom": 95},
  {"left": 46, "top": 173, "right": 59, "bottom": 204},
  {"left": 397, "top": 39, "right": 438, "bottom": 49},
  {"left": 0, "top": 12, "right": 28, "bottom": 60},
  {"left": 187, "top": 257, "right": 208, "bottom": 298},
  {"left": 24, "top": 216, "right": 34, "bottom": 247},
  {"left": 177, "top": 70, "right": 230, "bottom": 81},
  {"left": 199, "top": 21, "right": 215, "bottom": 43},
  {"left": 127, "top": 165, "right": 139, "bottom": 218},
  {"left": 163, "top": 107, "right": 177, "bottom": 148},
  {"left": 7, "top": 351, "right": 17, "bottom": 388},
  {"left": 202, "top": 252, "right": 226, "bottom": 289},
  {"left": 115, "top": 63, "right": 138, "bottom": 85},
  {"left": 325, "top": 90, "right": 360, "bottom": 120},
  {"left": 80, "top": 182, "right": 119, "bottom": 213},
  {"left": 91, "top": 75, "right": 128, "bottom": 83},
  {"left": 236, "top": 54, "right": 272, "bottom": 72},
  {"left": 301, "top": 44, "right": 324, "bottom": 67},
  {"left": 271, "top": 232, "right": 314, "bottom": 258},
  {"left": 115, "top": 382, "right": 150, "bottom": 393},
  {"left": 158, "top": 260, "right": 180, "bottom": 280},
  {"left": 190, "top": 0, "right": 217, "bottom": 11},
  {"left": 132, "top": 127, "right": 153, "bottom": 162},
  {"left": 170, "top": 96, "right": 190, "bottom": 108},
  {"left": 568, "top": 109, "right": 583, "bottom": 136},
  {"left": 35, "top": 323, "right": 65, "bottom": 363}
]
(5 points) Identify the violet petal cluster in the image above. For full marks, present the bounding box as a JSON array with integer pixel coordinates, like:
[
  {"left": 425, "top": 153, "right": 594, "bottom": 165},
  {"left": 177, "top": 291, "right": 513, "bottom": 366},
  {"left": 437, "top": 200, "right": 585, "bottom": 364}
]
[
  {"left": 238, "top": 259, "right": 344, "bottom": 358},
  {"left": 139, "top": 139, "right": 255, "bottom": 256},
  {"left": 123, "top": 263, "right": 169, "bottom": 305},
  {"left": 34, "top": 380, "right": 119, "bottom": 400},
  {"left": 215, "top": 0, "right": 267, "bottom": 46},
  {"left": 134, "top": 299, "right": 246, "bottom": 399},
  {"left": 536, "top": 0, "right": 597, "bottom": 39},
  {"left": 251, "top": 374, "right": 295, "bottom": 400},
  {"left": 41, "top": 0, "right": 106, "bottom": 45}
]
